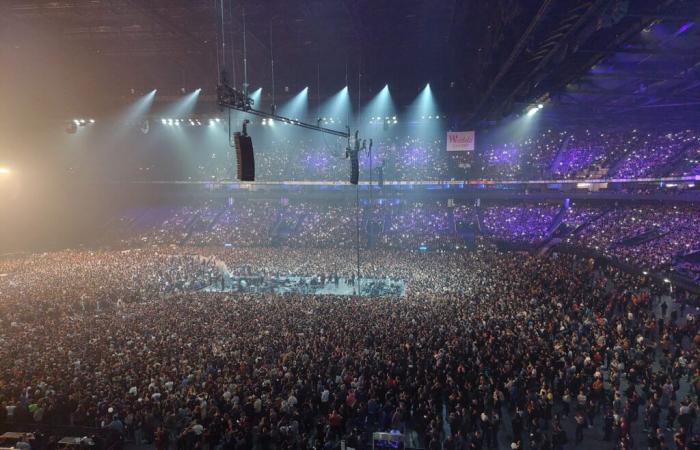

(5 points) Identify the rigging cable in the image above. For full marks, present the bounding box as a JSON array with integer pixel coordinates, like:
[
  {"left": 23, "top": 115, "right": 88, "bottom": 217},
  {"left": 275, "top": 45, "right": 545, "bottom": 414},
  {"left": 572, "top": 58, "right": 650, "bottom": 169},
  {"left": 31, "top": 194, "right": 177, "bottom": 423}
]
[
  {"left": 270, "top": 21, "right": 275, "bottom": 113},
  {"left": 242, "top": 7, "right": 248, "bottom": 95}
]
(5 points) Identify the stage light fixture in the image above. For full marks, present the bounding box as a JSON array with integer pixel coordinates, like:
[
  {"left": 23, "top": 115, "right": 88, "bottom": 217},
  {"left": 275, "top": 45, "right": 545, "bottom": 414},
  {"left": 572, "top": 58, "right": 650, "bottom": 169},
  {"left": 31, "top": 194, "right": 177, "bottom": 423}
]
[
  {"left": 538, "top": 104, "right": 544, "bottom": 109},
  {"left": 161, "top": 118, "right": 167, "bottom": 125},
  {"left": 0, "top": 167, "right": 11, "bottom": 175}
]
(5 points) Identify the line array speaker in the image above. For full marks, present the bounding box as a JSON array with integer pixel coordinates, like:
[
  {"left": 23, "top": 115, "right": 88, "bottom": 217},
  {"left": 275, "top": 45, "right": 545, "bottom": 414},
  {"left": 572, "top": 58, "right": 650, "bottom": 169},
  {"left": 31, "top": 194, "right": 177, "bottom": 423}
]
[{"left": 234, "top": 132, "right": 255, "bottom": 181}]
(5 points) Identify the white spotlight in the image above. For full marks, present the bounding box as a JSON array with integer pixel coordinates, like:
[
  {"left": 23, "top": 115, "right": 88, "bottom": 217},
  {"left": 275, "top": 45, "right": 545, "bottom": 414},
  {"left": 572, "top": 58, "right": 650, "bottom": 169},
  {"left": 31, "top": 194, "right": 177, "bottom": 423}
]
[
  {"left": 161, "top": 118, "right": 167, "bottom": 125},
  {"left": 537, "top": 104, "right": 544, "bottom": 109}
]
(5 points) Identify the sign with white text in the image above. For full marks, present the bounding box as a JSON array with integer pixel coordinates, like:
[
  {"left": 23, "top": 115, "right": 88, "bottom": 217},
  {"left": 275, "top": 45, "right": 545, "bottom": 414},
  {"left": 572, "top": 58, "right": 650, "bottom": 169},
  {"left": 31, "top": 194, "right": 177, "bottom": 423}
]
[{"left": 446, "top": 131, "right": 475, "bottom": 152}]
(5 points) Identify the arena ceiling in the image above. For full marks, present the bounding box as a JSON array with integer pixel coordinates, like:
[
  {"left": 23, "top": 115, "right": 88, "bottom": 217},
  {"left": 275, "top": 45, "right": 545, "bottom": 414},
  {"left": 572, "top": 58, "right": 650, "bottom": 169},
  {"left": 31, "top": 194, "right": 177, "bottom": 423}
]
[{"left": 1, "top": 0, "right": 698, "bottom": 124}]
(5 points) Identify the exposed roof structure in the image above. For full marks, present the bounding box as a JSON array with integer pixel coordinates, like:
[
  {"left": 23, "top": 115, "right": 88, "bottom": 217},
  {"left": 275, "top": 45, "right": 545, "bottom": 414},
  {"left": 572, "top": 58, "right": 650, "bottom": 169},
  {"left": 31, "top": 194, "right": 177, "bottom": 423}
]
[{"left": 1, "top": 0, "right": 698, "bottom": 123}]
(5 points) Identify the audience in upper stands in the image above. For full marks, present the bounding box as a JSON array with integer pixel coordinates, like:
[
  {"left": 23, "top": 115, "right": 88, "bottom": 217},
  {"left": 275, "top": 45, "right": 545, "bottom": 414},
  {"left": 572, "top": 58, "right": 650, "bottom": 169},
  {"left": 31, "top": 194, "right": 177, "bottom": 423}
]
[
  {"left": 181, "top": 128, "right": 700, "bottom": 182},
  {"left": 109, "top": 201, "right": 700, "bottom": 282}
]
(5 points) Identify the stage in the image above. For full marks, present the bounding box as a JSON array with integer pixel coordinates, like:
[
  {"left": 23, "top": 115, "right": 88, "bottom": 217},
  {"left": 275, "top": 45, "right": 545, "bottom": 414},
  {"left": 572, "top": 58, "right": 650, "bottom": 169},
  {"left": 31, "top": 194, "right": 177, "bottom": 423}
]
[{"left": 204, "top": 274, "right": 406, "bottom": 298}]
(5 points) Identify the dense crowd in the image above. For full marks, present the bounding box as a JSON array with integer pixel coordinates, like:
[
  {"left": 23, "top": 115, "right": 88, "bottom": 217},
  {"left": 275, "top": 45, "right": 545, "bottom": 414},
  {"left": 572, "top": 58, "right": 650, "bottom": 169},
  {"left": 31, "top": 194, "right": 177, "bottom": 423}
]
[
  {"left": 0, "top": 245, "right": 698, "bottom": 450},
  {"left": 481, "top": 204, "right": 558, "bottom": 243},
  {"left": 570, "top": 206, "right": 700, "bottom": 270},
  {"left": 180, "top": 127, "right": 700, "bottom": 182},
  {"left": 109, "top": 201, "right": 700, "bottom": 278},
  {"left": 474, "top": 129, "right": 700, "bottom": 181},
  {"left": 250, "top": 135, "right": 456, "bottom": 182}
]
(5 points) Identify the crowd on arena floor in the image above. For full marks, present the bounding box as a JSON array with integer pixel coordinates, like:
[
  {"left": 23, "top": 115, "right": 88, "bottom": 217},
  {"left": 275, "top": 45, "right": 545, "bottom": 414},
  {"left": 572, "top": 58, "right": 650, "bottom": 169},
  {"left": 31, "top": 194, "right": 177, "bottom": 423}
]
[{"left": 0, "top": 245, "right": 699, "bottom": 450}]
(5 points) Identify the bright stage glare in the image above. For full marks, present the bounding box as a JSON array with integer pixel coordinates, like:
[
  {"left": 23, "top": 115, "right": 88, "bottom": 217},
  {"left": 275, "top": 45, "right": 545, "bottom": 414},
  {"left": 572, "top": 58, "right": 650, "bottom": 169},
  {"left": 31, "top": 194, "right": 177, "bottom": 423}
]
[
  {"left": 0, "top": 167, "right": 11, "bottom": 175},
  {"left": 538, "top": 104, "right": 544, "bottom": 109},
  {"left": 362, "top": 84, "right": 396, "bottom": 123},
  {"left": 279, "top": 87, "right": 309, "bottom": 119},
  {"left": 526, "top": 108, "right": 538, "bottom": 116}
]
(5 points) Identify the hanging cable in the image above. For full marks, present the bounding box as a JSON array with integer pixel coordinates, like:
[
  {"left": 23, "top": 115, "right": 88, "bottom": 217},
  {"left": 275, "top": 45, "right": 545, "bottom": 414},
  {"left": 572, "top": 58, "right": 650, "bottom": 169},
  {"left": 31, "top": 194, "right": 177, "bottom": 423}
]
[
  {"left": 270, "top": 21, "right": 276, "bottom": 113},
  {"left": 345, "top": 59, "right": 350, "bottom": 127},
  {"left": 228, "top": 0, "right": 236, "bottom": 88},
  {"left": 357, "top": 59, "right": 362, "bottom": 114},
  {"left": 242, "top": 7, "right": 249, "bottom": 95},
  {"left": 215, "top": 0, "right": 222, "bottom": 83},
  {"left": 219, "top": 0, "right": 226, "bottom": 72},
  {"left": 355, "top": 173, "right": 361, "bottom": 295}
]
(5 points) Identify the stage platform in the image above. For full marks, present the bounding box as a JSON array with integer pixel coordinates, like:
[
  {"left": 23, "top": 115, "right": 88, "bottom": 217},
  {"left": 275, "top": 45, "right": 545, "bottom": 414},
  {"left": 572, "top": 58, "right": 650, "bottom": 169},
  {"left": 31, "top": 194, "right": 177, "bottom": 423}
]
[{"left": 204, "top": 274, "right": 406, "bottom": 297}]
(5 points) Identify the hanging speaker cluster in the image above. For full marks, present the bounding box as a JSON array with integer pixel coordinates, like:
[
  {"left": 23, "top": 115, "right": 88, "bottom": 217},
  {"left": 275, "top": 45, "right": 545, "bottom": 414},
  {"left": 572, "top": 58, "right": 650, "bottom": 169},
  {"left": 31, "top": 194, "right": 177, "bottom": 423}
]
[
  {"left": 234, "top": 132, "right": 255, "bottom": 181},
  {"left": 350, "top": 152, "right": 359, "bottom": 185}
]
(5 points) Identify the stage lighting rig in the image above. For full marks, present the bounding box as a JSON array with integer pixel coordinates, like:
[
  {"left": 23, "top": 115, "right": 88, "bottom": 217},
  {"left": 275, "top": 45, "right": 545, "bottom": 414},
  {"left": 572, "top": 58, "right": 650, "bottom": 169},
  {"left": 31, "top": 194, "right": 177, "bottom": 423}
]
[
  {"left": 217, "top": 82, "right": 254, "bottom": 111},
  {"left": 216, "top": 71, "right": 352, "bottom": 182},
  {"left": 216, "top": 72, "right": 349, "bottom": 139}
]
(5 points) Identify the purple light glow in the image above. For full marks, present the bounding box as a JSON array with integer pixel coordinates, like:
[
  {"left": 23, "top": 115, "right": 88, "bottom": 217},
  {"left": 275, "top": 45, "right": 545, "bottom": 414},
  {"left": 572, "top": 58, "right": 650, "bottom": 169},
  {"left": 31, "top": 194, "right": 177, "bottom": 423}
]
[{"left": 675, "top": 21, "right": 695, "bottom": 36}]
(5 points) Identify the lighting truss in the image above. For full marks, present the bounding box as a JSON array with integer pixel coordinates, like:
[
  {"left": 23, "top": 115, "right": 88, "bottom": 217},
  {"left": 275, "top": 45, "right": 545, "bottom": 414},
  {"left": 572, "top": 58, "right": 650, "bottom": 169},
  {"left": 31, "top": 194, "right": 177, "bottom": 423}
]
[{"left": 217, "top": 82, "right": 350, "bottom": 139}]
